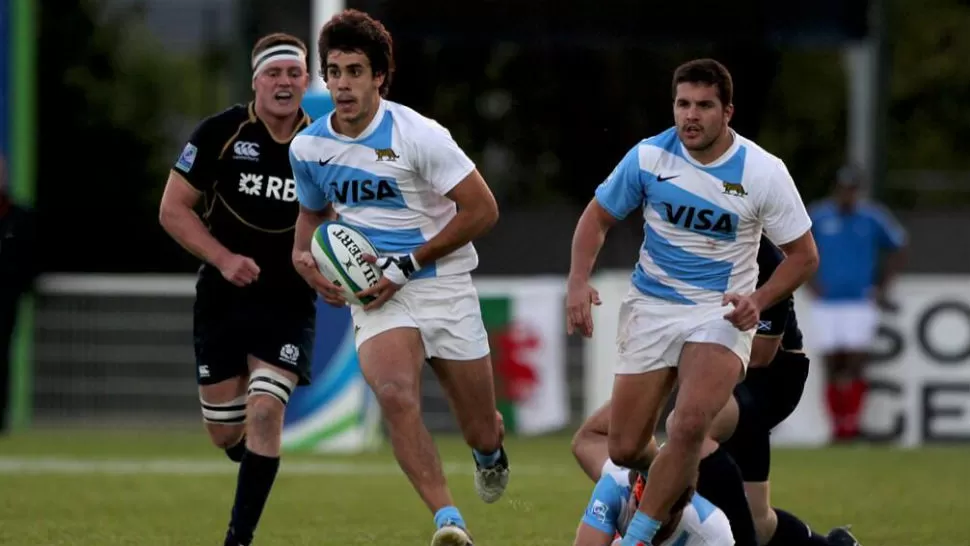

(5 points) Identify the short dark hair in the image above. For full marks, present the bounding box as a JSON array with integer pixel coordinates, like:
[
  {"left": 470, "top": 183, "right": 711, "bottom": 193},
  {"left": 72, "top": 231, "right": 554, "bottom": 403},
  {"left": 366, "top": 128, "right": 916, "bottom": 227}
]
[
  {"left": 671, "top": 59, "right": 734, "bottom": 107},
  {"left": 318, "top": 9, "right": 395, "bottom": 97},
  {"left": 251, "top": 32, "right": 307, "bottom": 65}
]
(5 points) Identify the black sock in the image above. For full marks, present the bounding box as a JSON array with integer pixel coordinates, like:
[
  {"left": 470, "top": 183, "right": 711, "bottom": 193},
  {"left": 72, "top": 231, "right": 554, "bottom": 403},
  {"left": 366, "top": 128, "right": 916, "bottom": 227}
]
[
  {"left": 767, "top": 508, "right": 830, "bottom": 546},
  {"left": 225, "top": 436, "right": 247, "bottom": 463},
  {"left": 225, "top": 449, "right": 280, "bottom": 546},
  {"left": 696, "top": 447, "right": 759, "bottom": 546}
]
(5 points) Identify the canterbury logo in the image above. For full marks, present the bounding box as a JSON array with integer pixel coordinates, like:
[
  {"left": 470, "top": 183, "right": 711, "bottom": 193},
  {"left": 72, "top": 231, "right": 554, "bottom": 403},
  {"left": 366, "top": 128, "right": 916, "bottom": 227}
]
[
  {"left": 722, "top": 181, "right": 747, "bottom": 197},
  {"left": 374, "top": 148, "right": 399, "bottom": 162},
  {"left": 233, "top": 141, "right": 260, "bottom": 159}
]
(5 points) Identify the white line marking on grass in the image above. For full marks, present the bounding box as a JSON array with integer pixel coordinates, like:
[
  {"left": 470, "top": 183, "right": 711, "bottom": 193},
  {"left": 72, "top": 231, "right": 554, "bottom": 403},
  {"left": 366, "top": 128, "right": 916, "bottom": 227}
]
[{"left": 0, "top": 457, "right": 570, "bottom": 476}]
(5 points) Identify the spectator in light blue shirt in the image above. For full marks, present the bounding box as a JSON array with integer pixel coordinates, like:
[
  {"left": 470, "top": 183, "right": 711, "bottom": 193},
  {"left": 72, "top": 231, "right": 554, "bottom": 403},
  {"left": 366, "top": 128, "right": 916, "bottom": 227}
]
[{"left": 808, "top": 165, "right": 907, "bottom": 443}]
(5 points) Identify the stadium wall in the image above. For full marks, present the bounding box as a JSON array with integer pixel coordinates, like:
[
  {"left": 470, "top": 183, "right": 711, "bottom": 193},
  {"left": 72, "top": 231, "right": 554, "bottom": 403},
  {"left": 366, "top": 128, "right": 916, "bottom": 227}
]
[
  {"left": 585, "top": 273, "right": 970, "bottom": 447},
  {"left": 28, "top": 271, "right": 970, "bottom": 448}
]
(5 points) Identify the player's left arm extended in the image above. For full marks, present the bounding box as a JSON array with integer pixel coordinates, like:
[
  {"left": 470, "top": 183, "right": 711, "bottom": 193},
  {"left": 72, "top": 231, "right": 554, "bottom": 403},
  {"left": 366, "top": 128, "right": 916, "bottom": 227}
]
[
  {"left": 411, "top": 169, "right": 498, "bottom": 267},
  {"left": 751, "top": 230, "right": 819, "bottom": 312}
]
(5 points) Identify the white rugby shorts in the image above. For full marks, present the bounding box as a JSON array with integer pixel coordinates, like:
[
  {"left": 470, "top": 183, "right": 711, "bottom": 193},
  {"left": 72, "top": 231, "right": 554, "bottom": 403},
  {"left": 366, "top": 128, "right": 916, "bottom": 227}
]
[
  {"left": 810, "top": 300, "right": 879, "bottom": 353},
  {"left": 615, "top": 285, "right": 755, "bottom": 375},
  {"left": 350, "top": 273, "right": 490, "bottom": 361}
]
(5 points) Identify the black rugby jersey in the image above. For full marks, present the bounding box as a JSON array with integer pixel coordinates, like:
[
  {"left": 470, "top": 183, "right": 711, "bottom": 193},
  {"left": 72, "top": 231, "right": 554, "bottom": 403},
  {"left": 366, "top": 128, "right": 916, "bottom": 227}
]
[
  {"left": 754, "top": 236, "right": 804, "bottom": 352},
  {"left": 172, "top": 102, "right": 314, "bottom": 306}
]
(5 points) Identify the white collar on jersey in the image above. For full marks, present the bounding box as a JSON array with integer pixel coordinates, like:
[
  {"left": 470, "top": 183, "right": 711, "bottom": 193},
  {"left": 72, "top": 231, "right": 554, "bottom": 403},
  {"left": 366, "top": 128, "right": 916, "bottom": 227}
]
[
  {"left": 679, "top": 128, "right": 741, "bottom": 169},
  {"left": 327, "top": 98, "right": 389, "bottom": 142}
]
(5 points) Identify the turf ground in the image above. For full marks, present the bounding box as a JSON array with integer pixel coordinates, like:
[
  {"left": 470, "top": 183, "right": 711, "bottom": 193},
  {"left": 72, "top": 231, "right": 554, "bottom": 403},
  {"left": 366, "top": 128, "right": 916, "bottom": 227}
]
[{"left": 0, "top": 430, "right": 967, "bottom": 545}]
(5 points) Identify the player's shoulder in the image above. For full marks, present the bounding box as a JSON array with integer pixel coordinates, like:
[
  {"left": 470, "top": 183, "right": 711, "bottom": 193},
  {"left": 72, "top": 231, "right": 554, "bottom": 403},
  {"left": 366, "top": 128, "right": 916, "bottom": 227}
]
[
  {"left": 734, "top": 133, "right": 788, "bottom": 179},
  {"left": 291, "top": 112, "right": 358, "bottom": 164},
  {"left": 608, "top": 128, "right": 677, "bottom": 173},
  {"left": 641, "top": 127, "right": 680, "bottom": 152},
  {"left": 384, "top": 100, "right": 458, "bottom": 143},
  {"left": 196, "top": 103, "right": 253, "bottom": 134}
]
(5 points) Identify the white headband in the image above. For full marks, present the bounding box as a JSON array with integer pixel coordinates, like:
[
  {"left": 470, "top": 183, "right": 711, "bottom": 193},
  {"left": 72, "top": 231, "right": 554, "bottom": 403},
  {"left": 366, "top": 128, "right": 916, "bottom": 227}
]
[{"left": 252, "top": 45, "right": 306, "bottom": 79}]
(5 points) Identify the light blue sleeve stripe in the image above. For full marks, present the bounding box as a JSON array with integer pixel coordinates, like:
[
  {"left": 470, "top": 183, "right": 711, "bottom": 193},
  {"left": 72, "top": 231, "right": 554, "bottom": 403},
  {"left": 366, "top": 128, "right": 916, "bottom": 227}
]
[
  {"left": 594, "top": 144, "right": 645, "bottom": 220},
  {"left": 291, "top": 150, "right": 329, "bottom": 211},
  {"left": 579, "top": 474, "right": 624, "bottom": 535}
]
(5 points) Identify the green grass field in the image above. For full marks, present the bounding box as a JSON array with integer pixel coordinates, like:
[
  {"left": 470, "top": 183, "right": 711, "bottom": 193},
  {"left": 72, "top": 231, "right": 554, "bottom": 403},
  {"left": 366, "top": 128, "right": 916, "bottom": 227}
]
[{"left": 1, "top": 430, "right": 967, "bottom": 545}]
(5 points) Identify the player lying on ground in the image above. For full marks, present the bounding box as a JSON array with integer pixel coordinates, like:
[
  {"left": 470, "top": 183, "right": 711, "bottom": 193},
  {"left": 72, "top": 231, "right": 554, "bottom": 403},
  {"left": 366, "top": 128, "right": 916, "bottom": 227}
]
[
  {"left": 160, "top": 32, "right": 315, "bottom": 546},
  {"left": 575, "top": 453, "right": 734, "bottom": 546},
  {"left": 289, "top": 10, "right": 507, "bottom": 546},
  {"left": 574, "top": 237, "right": 860, "bottom": 546},
  {"left": 566, "top": 58, "right": 819, "bottom": 546}
]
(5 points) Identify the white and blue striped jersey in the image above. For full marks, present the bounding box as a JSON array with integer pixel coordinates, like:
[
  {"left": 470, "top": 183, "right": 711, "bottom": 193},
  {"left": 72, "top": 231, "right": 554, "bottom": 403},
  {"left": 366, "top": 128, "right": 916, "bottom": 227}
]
[
  {"left": 595, "top": 127, "right": 812, "bottom": 306},
  {"left": 289, "top": 99, "right": 478, "bottom": 279},
  {"left": 581, "top": 469, "right": 733, "bottom": 546}
]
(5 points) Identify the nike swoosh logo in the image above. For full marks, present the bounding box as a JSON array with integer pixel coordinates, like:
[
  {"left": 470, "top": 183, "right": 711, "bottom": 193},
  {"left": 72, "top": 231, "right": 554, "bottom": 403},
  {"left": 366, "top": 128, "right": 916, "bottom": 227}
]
[
  {"left": 319, "top": 157, "right": 335, "bottom": 167},
  {"left": 657, "top": 174, "right": 679, "bottom": 182}
]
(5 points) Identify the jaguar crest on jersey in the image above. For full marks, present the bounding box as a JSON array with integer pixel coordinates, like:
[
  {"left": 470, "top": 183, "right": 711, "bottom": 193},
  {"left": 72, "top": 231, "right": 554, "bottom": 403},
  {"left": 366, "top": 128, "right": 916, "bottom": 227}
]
[
  {"left": 722, "top": 181, "right": 747, "bottom": 197},
  {"left": 374, "top": 148, "right": 399, "bottom": 162}
]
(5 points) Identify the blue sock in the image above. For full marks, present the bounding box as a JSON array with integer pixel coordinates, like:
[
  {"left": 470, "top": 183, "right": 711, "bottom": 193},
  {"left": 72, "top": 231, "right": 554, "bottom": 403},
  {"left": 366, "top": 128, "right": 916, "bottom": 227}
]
[
  {"left": 621, "top": 512, "right": 662, "bottom": 546},
  {"left": 472, "top": 447, "right": 501, "bottom": 467},
  {"left": 433, "top": 506, "right": 466, "bottom": 530}
]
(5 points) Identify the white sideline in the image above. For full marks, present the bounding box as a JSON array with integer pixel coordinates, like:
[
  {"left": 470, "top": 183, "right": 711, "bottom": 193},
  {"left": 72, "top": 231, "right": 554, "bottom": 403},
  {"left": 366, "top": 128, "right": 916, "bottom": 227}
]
[{"left": 0, "top": 457, "right": 568, "bottom": 476}]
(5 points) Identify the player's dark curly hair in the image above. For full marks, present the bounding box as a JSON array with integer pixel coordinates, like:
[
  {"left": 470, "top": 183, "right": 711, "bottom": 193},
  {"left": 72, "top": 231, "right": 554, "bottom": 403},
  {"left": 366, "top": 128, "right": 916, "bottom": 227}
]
[
  {"left": 671, "top": 58, "right": 734, "bottom": 108},
  {"left": 318, "top": 9, "right": 395, "bottom": 97}
]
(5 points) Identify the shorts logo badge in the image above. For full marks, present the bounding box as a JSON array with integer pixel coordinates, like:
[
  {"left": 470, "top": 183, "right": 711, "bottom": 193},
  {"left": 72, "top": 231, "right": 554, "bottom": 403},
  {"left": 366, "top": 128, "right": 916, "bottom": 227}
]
[
  {"left": 280, "top": 344, "right": 299, "bottom": 364},
  {"left": 198, "top": 365, "right": 210, "bottom": 378},
  {"left": 374, "top": 148, "right": 399, "bottom": 162}
]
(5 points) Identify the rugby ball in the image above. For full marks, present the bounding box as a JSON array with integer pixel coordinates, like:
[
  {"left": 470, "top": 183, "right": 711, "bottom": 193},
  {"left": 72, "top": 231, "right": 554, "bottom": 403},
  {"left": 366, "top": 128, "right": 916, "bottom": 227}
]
[{"left": 310, "top": 221, "right": 383, "bottom": 306}]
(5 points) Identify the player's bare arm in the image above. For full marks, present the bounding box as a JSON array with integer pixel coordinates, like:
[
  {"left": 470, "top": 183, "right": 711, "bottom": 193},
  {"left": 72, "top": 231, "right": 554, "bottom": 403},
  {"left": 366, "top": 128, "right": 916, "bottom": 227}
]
[
  {"left": 573, "top": 523, "right": 616, "bottom": 546},
  {"left": 751, "top": 231, "right": 819, "bottom": 313},
  {"left": 159, "top": 170, "right": 260, "bottom": 287},
  {"left": 566, "top": 199, "right": 616, "bottom": 337},
  {"left": 292, "top": 204, "right": 344, "bottom": 306},
  {"left": 356, "top": 169, "right": 498, "bottom": 310},
  {"left": 413, "top": 169, "right": 498, "bottom": 267}
]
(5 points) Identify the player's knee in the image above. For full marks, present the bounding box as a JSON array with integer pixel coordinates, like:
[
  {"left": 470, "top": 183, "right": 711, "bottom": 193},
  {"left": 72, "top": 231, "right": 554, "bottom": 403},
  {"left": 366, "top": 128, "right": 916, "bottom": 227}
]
[
  {"left": 571, "top": 420, "right": 600, "bottom": 459},
  {"left": 570, "top": 428, "right": 585, "bottom": 460},
  {"left": 200, "top": 395, "right": 247, "bottom": 448},
  {"left": 752, "top": 508, "right": 778, "bottom": 545},
  {"left": 205, "top": 423, "right": 245, "bottom": 449},
  {"left": 247, "top": 395, "right": 283, "bottom": 433},
  {"left": 667, "top": 406, "right": 709, "bottom": 447},
  {"left": 606, "top": 434, "right": 643, "bottom": 469},
  {"left": 372, "top": 380, "right": 420, "bottom": 417},
  {"left": 245, "top": 368, "right": 295, "bottom": 438}
]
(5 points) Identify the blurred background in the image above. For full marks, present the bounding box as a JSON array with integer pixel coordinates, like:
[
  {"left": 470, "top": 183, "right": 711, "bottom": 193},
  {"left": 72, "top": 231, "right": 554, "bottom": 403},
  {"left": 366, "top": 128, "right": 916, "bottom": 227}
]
[{"left": 2, "top": 0, "right": 970, "bottom": 544}]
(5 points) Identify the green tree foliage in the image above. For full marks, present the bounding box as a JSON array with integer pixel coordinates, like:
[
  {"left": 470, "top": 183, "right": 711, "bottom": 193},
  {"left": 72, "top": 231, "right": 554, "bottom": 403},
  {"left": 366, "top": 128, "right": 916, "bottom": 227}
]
[
  {"left": 39, "top": 0, "right": 229, "bottom": 272},
  {"left": 758, "top": 0, "right": 970, "bottom": 208}
]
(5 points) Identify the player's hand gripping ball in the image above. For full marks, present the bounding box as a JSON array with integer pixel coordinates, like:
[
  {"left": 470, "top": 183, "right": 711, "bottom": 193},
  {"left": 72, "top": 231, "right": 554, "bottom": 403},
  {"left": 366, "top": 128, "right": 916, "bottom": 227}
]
[{"left": 310, "top": 221, "right": 383, "bottom": 306}]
